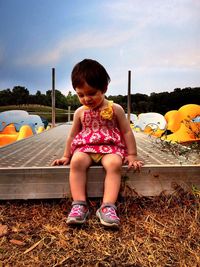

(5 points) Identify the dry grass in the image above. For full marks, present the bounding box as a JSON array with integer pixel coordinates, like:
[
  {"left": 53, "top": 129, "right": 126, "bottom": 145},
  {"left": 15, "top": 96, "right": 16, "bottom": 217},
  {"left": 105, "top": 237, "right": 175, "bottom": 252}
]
[{"left": 0, "top": 186, "right": 200, "bottom": 267}]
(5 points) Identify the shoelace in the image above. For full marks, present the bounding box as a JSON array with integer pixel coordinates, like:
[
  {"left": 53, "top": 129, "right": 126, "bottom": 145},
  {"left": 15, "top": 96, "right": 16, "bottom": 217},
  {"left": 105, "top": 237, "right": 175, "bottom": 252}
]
[
  {"left": 103, "top": 207, "right": 119, "bottom": 220},
  {"left": 69, "top": 205, "right": 84, "bottom": 217}
]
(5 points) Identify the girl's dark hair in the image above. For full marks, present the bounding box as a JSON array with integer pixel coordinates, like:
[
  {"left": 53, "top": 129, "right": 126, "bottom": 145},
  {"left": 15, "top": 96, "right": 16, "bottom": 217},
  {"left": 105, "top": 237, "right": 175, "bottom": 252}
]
[{"left": 71, "top": 59, "right": 111, "bottom": 92}]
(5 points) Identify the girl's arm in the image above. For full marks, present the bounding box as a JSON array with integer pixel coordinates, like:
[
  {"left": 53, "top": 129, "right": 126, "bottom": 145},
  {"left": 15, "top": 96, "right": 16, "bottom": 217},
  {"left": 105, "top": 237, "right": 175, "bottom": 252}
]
[
  {"left": 51, "top": 107, "right": 82, "bottom": 166},
  {"left": 114, "top": 104, "right": 144, "bottom": 169}
]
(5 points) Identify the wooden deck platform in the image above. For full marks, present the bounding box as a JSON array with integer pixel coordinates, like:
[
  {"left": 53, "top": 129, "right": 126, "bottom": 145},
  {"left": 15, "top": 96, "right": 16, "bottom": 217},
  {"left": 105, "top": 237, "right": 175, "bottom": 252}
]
[{"left": 0, "top": 124, "right": 199, "bottom": 199}]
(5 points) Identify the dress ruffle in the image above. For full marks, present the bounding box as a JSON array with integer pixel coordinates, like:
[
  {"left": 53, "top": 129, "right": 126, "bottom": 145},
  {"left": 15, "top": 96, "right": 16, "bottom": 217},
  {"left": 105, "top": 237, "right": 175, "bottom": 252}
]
[{"left": 71, "top": 102, "right": 127, "bottom": 159}]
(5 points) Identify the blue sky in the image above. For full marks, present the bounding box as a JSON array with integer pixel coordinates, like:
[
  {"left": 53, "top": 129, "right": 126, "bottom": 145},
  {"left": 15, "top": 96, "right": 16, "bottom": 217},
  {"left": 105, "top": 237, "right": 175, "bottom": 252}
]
[{"left": 0, "top": 0, "right": 199, "bottom": 96}]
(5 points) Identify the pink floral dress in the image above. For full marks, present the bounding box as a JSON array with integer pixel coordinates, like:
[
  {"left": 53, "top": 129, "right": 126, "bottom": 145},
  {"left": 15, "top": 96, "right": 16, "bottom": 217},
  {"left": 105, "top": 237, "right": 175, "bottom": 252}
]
[{"left": 71, "top": 102, "right": 127, "bottom": 159}]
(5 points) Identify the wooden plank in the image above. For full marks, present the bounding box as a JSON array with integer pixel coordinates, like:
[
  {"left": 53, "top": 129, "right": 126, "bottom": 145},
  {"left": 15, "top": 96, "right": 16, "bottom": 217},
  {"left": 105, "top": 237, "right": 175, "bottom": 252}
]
[
  {"left": 0, "top": 165, "right": 199, "bottom": 199},
  {"left": 122, "top": 165, "right": 200, "bottom": 196},
  {"left": 1, "top": 125, "right": 194, "bottom": 167},
  {"left": 0, "top": 167, "right": 69, "bottom": 199},
  {"left": 0, "top": 125, "right": 199, "bottom": 199}
]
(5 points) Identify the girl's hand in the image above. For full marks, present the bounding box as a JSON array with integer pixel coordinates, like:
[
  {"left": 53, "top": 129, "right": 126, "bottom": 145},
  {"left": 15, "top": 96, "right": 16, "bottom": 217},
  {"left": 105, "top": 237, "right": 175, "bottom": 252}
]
[
  {"left": 124, "top": 155, "right": 144, "bottom": 170},
  {"left": 51, "top": 156, "right": 70, "bottom": 166}
]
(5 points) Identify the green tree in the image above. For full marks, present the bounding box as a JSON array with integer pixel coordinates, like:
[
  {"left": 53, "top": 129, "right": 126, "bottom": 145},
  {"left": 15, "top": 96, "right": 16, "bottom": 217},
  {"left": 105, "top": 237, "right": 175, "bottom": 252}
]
[
  {"left": 45, "top": 90, "right": 52, "bottom": 106},
  {"left": 0, "top": 89, "right": 13, "bottom": 106},
  {"left": 66, "top": 91, "right": 80, "bottom": 110},
  {"left": 55, "top": 90, "right": 68, "bottom": 109},
  {"left": 12, "top": 86, "right": 29, "bottom": 105}
]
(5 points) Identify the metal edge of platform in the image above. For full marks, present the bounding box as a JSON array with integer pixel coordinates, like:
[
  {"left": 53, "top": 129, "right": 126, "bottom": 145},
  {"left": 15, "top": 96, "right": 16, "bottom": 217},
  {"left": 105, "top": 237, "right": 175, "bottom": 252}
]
[{"left": 0, "top": 165, "right": 199, "bottom": 199}]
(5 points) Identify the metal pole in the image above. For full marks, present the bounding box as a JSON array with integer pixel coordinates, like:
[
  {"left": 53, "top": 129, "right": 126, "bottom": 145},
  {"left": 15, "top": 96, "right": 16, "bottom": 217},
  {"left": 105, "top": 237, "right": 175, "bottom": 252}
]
[
  {"left": 52, "top": 68, "right": 56, "bottom": 128},
  {"left": 127, "top": 70, "right": 131, "bottom": 123},
  {"left": 68, "top": 106, "right": 71, "bottom": 122}
]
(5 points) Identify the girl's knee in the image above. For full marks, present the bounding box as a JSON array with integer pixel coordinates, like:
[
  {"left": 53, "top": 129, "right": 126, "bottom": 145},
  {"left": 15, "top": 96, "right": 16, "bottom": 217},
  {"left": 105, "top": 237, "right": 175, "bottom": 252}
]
[
  {"left": 102, "top": 155, "right": 122, "bottom": 171},
  {"left": 70, "top": 157, "right": 79, "bottom": 169},
  {"left": 70, "top": 152, "right": 91, "bottom": 170}
]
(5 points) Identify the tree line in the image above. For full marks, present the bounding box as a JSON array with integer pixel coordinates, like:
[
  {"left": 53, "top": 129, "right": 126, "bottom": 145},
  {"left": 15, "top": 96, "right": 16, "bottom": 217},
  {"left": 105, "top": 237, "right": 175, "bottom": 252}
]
[{"left": 0, "top": 86, "right": 199, "bottom": 115}]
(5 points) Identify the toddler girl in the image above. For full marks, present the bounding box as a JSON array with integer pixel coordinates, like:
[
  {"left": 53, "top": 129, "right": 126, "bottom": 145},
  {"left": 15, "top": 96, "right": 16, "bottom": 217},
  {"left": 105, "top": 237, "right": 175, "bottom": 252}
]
[{"left": 52, "top": 59, "right": 143, "bottom": 227}]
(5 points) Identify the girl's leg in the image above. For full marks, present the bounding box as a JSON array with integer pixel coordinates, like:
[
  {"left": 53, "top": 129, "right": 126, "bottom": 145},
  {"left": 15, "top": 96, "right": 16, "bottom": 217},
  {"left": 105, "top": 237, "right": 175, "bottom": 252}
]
[
  {"left": 101, "top": 154, "right": 122, "bottom": 204},
  {"left": 69, "top": 152, "right": 92, "bottom": 201}
]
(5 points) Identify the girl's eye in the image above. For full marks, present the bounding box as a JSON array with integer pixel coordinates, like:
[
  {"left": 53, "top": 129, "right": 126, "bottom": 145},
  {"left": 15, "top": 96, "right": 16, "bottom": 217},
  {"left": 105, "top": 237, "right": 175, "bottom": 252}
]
[
  {"left": 88, "top": 92, "right": 96, "bottom": 96},
  {"left": 77, "top": 92, "right": 96, "bottom": 98}
]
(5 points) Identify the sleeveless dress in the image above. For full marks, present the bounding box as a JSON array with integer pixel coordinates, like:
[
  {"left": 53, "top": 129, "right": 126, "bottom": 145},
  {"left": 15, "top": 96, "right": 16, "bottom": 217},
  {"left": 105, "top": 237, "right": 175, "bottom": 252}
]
[{"left": 71, "top": 102, "right": 127, "bottom": 159}]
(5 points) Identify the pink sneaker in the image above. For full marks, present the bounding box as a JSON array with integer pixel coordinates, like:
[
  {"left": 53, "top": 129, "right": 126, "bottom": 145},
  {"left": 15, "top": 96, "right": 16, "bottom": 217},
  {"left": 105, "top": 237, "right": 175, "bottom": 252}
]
[
  {"left": 96, "top": 203, "right": 120, "bottom": 228},
  {"left": 66, "top": 201, "right": 89, "bottom": 225}
]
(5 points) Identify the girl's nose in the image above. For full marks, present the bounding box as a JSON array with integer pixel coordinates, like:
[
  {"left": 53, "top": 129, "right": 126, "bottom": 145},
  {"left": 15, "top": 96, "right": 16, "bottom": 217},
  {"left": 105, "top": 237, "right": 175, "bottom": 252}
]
[{"left": 84, "top": 96, "right": 92, "bottom": 103}]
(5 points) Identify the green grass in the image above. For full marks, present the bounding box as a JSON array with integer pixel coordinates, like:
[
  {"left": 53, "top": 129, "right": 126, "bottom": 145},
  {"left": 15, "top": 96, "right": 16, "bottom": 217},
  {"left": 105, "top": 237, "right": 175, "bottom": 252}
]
[
  {"left": 0, "top": 105, "right": 74, "bottom": 123},
  {"left": 0, "top": 104, "right": 68, "bottom": 113}
]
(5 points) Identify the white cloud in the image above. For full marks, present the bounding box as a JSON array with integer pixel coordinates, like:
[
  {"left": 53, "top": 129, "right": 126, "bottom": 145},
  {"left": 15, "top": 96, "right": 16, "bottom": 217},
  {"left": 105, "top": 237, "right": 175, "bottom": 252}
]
[
  {"left": 103, "top": 0, "right": 200, "bottom": 26},
  {"left": 15, "top": 0, "right": 200, "bottom": 70},
  {"left": 58, "top": 80, "right": 73, "bottom": 96},
  {"left": 139, "top": 44, "right": 200, "bottom": 69},
  {"left": 3, "top": 0, "right": 199, "bottom": 96},
  {"left": 14, "top": 28, "right": 140, "bottom": 67}
]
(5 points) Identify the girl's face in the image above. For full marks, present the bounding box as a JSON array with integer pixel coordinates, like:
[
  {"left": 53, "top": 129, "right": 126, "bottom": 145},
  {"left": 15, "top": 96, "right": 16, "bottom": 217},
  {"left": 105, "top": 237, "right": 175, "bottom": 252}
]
[{"left": 76, "top": 82, "right": 106, "bottom": 109}]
